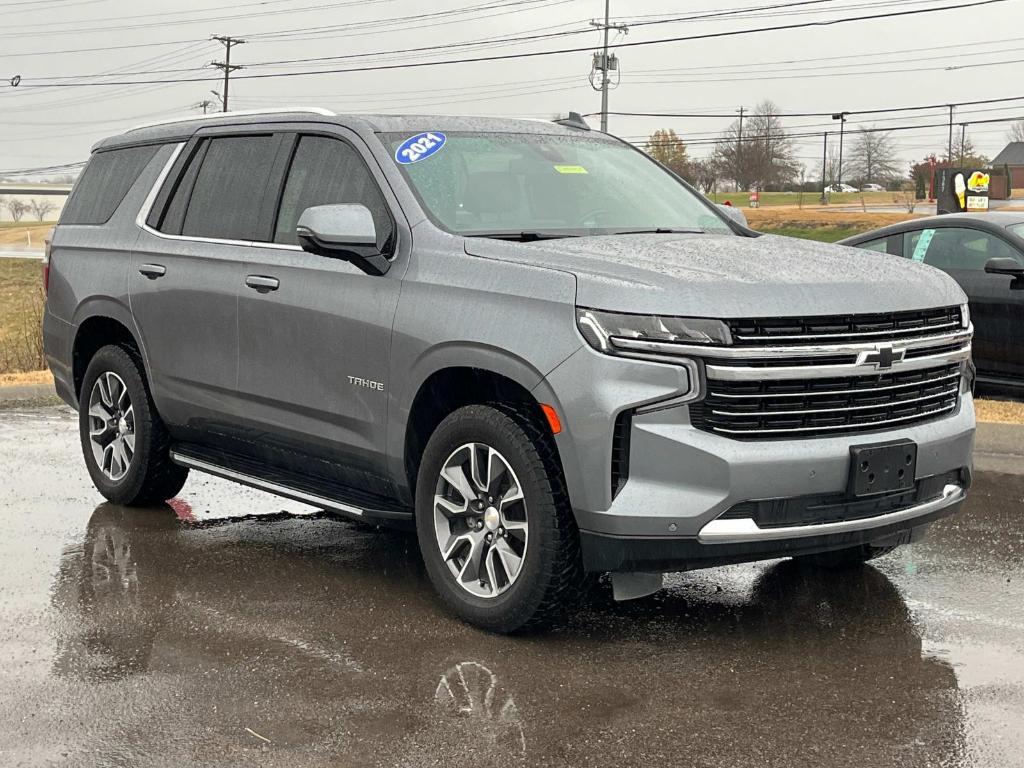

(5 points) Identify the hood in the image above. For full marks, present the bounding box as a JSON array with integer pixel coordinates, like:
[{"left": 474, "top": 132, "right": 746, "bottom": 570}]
[{"left": 464, "top": 233, "right": 966, "bottom": 318}]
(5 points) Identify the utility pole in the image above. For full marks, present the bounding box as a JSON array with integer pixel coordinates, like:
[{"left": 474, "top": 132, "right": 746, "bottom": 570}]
[
  {"left": 737, "top": 106, "right": 745, "bottom": 191},
  {"left": 195, "top": 99, "right": 215, "bottom": 114},
  {"left": 832, "top": 112, "right": 849, "bottom": 186},
  {"left": 588, "top": 1, "right": 627, "bottom": 132},
  {"left": 211, "top": 35, "right": 245, "bottom": 112},
  {"left": 959, "top": 123, "right": 967, "bottom": 166},
  {"left": 820, "top": 131, "right": 828, "bottom": 203},
  {"left": 947, "top": 104, "right": 955, "bottom": 163}
]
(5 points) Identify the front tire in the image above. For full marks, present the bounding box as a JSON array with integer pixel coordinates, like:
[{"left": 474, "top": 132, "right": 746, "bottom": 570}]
[
  {"left": 415, "top": 404, "right": 585, "bottom": 633},
  {"left": 79, "top": 345, "right": 188, "bottom": 506}
]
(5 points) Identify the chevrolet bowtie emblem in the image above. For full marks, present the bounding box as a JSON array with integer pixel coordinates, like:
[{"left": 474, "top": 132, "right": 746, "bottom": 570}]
[{"left": 859, "top": 344, "right": 906, "bottom": 369}]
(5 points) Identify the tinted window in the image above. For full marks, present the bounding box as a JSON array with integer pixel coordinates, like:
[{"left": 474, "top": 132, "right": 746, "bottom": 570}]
[
  {"left": 61, "top": 145, "right": 159, "bottom": 225},
  {"left": 905, "top": 227, "right": 1022, "bottom": 271},
  {"left": 274, "top": 136, "right": 394, "bottom": 247},
  {"left": 856, "top": 238, "right": 890, "bottom": 254},
  {"left": 181, "top": 135, "right": 277, "bottom": 241},
  {"left": 154, "top": 141, "right": 208, "bottom": 235}
]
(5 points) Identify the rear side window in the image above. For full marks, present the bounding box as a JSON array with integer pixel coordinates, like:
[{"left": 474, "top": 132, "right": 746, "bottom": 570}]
[
  {"left": 856, "top": 238, "right": 889, "bottom": 254},
  {"left": 273, "top": 135, "right": 394, "bottom": 247},
  {"left": 172, "top": 135, "right": 278, "bottom": 241},
  {"left": 61, "top": 144, "right": 159, "bottom": 225}
]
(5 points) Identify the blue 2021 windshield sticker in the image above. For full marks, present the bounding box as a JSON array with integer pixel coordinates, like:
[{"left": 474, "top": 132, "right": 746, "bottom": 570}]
[{"left": 395, "top": 132, "right": 446, "bottom": 165}]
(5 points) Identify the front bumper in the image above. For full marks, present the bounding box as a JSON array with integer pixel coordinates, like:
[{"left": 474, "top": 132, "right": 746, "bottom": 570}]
[
  {"left": 536, "top": 346, "right": 976, "bottom": 573},
  {"left": 580, "top": 485, "right": 963, "bottom": 572}
]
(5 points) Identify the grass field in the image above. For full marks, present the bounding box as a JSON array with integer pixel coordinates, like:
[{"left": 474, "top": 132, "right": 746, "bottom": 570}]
[
  {"left": 0, "top": 222, "right": 53, "bottom": 249},
  {"left": 706, "top": 190, "right": 903, "bottom": 207},
  {"left": 0, "top": 258, "right": 45, "bottom": 372},
  {"left": 745, "top": 208, "right": 920, "bottom": 242}
]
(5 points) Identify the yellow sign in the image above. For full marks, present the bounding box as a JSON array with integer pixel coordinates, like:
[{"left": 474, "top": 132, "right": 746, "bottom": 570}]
[
  {"left": 554, "top": 165, "right": 588, "bottom": 174},
  {"left": 967, "top": 171, "right": 990, "bottom": 193}
]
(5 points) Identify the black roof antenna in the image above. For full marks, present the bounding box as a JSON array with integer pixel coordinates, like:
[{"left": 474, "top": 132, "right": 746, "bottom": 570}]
[{"left": 554, "top": 111, "right": 591, "bottom": 131}]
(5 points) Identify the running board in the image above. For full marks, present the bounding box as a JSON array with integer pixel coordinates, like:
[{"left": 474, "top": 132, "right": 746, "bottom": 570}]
[{"left": 169, "top": 449, "right": 413, "bottom": 528}]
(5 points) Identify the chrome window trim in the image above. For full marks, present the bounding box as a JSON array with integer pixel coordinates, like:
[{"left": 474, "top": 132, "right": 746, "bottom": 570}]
[
  {"left": 704, "top": 345, "right": 971, "bottom": 381},
  {"left": 135, "top": 141, "right": 305, "bottom": 251},
  {"left": 609, "top": 327, "right": 972, "bottom": 360},
  {"left": 698, "top": 484, "right": 964, "bottom": 543}
]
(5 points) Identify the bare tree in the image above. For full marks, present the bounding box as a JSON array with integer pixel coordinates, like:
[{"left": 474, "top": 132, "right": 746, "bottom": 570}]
[
  {"left": 1007, "top": 120, "right": 1024, "bottom": 143},
  {"left": 5, "top": 198, "right": 29, "bottom": 223},
  {"left": 646, "top": 128, "right": 690, "bottom": 181},
  {"left": 944, "top": 135, "right": 988, "bottom": 168},
  {"left": 29, "top": 199, "right": 57, "bottom": 222},
  {"left": 713, "top": 100, "right": 797, "bottom": 190},
  {"left": 691, "top": 158, "right": 720, "bottom": 195},
  {"left": 846, "top": 128, "right": 900, "bottom": 185}
]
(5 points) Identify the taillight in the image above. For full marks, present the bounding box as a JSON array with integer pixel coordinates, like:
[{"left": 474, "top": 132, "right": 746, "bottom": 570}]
[{"left": 43, "top": 238, "right": 52, "bottom": 294}]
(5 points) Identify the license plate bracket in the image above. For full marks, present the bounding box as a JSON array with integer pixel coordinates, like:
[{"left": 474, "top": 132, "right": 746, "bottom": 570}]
[{"left": 848, "top": 440, "right": 917, "bottom": 497}]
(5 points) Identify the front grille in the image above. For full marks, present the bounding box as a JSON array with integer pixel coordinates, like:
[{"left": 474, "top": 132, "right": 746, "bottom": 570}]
[
  {"left": 690, "top": 363, "right": 961, "bottom": 439},
  {"left": 727, "top": 306, "right": 962, "bottom": 346},
  {"left": 718, "top": 469, "right": 965, "bottom": 528}
]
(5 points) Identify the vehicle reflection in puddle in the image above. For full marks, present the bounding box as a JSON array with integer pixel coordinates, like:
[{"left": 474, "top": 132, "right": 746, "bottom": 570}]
[{"left": 45, "top": 502, "right": 964, "bottom": 766}]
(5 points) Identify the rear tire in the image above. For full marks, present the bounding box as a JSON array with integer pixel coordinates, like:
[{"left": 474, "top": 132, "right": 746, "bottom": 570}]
[
  {"left": 415, "top": 403, "right": 585, "bottom": 633},
  {"left": 79, "top": 345, "right": 188, "bottom": 506},
  {"left": 793, "top": 543, "right": 897, "bottom": 569}
]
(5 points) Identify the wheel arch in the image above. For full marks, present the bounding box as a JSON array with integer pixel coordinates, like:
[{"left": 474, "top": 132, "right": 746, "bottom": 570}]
[
  {"left": 393, "top": 344, "right": 568, "bottom": 506},
  {"left": 70, "top": 300, "right": 149, "bottom": 401}
]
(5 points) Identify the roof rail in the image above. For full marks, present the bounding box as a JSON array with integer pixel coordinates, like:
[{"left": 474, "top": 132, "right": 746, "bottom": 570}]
[{"left": 127, "top": 107, "right": 336, "bottom": 133}]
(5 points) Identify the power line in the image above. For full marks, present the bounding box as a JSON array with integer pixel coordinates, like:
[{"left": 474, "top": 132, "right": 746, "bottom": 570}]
[
  {"left": 7, "top": 0, "right": 1009, "bottom": 89},
  {"left": 591, "top": 93, "right": 1024, "bottom": 120},
  {"left": 633, "top": 113, "right": 1024, "bottom": 148},
  {"left": 0, "top": 0, "right": 404, "bottom": 38}
]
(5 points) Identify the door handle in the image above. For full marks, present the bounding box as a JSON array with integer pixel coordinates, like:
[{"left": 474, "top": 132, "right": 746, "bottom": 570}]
[
  {"left": 138, "top": 263, "right": 166, "bottom": 279},
  {"left": 245, "top": 275, "right": 280, "bottom": 293}
]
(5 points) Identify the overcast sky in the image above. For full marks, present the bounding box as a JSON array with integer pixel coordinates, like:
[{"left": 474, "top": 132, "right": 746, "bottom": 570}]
[{"left": 1, "top": 0, "right": 1020, "bottom": 176}]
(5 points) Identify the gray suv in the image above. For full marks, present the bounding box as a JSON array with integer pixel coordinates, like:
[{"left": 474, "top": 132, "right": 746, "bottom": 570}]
[{"left": 44, "top": 109, "right": 975, "bottom": 632}]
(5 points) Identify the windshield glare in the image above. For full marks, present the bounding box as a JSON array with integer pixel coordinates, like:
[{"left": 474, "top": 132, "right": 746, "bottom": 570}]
[{"left": 384, "top": 131, "right": 734, "bottom": 237}]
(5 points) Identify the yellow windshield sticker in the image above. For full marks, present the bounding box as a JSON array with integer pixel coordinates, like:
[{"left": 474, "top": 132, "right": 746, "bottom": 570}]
[{"left": 554, "top": 164, "right": 588, "bottom": 174}]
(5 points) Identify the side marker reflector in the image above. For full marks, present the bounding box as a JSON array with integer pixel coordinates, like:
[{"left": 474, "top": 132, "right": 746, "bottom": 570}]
[{"left": 540, "top": 403, "right": 562, "bottom": 434}]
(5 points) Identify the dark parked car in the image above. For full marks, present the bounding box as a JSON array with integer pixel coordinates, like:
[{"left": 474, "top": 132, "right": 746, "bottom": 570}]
[{"left": 841, "top": 213, "right": 1024, "bottom": 397}]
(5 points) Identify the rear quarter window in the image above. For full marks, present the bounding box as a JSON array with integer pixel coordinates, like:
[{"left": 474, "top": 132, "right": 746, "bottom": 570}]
[{"left": 60, "top": 144, "right": 160, "bottom": 225}]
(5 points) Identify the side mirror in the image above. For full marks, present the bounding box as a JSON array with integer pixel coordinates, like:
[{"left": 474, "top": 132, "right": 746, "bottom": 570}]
[
  {"left": 985, "top": 257, "right": 1024, "bottom": 289},
  {"left": 718, "top": 204, "right": 748, "bottom": 227},
  {"left": 296, "top": 204, "right": 390, "bottom": 276}
]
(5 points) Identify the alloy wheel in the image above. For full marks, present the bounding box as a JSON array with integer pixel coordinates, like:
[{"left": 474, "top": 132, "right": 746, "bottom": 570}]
[
  {"left": 87, "top": 372, "right": 135, "bottom": 482},
  {"left": 433, "top": 442, "right": 529, "bottom": 599}
]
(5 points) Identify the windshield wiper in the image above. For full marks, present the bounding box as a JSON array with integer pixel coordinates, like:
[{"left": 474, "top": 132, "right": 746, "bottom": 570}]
[
  {"left": 464, "top": 231, "right": 579, "bottom": 242},
  {"left": 609, "top": 227, "right": 706, "bottom": 235}
]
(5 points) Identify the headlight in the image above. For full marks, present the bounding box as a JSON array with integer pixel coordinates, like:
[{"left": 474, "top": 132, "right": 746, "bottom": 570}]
[
  {"left": 576, "top": 307, "right": 732, "bottom": 355},
  {"left": 960, "top": 302, "right": 971, "bottom": 329}
]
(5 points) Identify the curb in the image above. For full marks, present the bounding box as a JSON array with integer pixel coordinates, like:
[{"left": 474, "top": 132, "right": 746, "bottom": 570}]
[
  {"left": 0, "top": 383, "right": 59, "bottom": 403},
  {"left": 974, "top": 422, "right": 1024, "bottom": 474}
]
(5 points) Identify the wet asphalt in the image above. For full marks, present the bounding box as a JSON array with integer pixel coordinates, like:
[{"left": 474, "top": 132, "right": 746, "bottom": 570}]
[{"left": 0, "top": 406, "right": 1022, "bottom": 768}]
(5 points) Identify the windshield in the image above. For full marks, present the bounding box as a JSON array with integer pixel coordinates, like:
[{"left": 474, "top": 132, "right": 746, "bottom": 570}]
[
  {"left": 383, "top": 130, "right": 734, "bottom": 238},
  {"left": 1008, "top": 222, "right": 1024, "bottom": 238}
]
